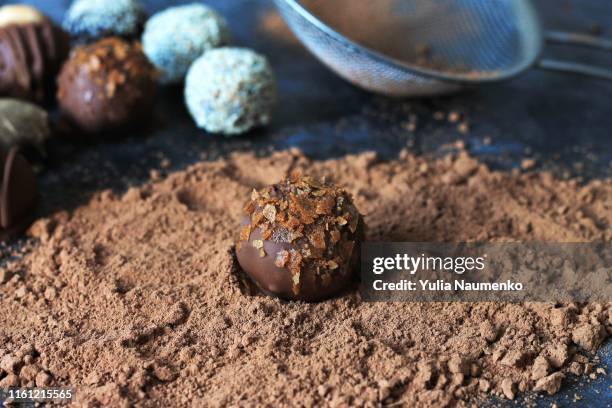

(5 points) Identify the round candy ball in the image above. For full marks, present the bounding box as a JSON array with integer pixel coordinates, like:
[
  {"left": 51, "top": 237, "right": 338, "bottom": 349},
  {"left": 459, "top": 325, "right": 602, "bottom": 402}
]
[
  {"left": 142, "top": 3, "right": 230, "bottom": 84},
  {"left": 235, "top": 173, "right": 364, "bottom": 302},
  {"left": 185, "top": 47, "right": 276, "bottom": 135},
  {"left": 63, "top": 0, "right": 145, "bottom": 43},
  {"left": 57, "top": 37, "right": 157, "bottom": 133}
]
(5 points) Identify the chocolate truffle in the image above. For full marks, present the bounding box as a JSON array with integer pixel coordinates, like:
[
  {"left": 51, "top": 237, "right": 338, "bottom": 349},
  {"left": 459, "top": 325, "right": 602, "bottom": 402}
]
[
  {"left": 57, "top": 37, "right": 157, "bottom": 133},
  {"left": 0, "top": 4, "right": 69, "bottom": 102},
  {"left": 0, "top": 147, "right": 37, "bottom": 241},
  {"left": 63, "top": 0, "right": 145, "bottom": 43},
  {"left": 185, "top": 47, "right": 276, "bottom": 135},
  {"left": 142, "top": 3, "right": 230, "bottom": 84},
  {"left": 0, "top": 98, "right": 50, "bottom": 149},
  {"left": 235, "top": 173, "right": 364, "bottom": 302}
]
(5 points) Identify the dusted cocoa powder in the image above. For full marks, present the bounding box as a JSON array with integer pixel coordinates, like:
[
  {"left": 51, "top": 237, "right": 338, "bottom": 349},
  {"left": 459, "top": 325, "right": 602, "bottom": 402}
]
[{"left": 0, "top": 148, "right": 610, "bottom": 406}]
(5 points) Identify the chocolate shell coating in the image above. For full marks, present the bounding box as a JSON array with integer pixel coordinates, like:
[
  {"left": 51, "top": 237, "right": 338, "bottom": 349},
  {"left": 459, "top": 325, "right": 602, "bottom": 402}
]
[
  {"left": 0, "top": 147, "right": 37, "bottom": 240},
  {"left": 0, "top": 98, "right": 50, "bottom": 149},
  {"left": 57, "top": 37, "right": 157, "bottom": 133},
  {"left": 236, "top": 174, "right": 364, "bottom": 302},
  {"left": 0, "top": 15, "right": 69, "bottom": 102}
]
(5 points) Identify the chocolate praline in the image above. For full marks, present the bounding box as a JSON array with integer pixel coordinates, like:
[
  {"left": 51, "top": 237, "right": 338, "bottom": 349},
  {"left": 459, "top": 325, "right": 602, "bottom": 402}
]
[
  {"left": 57, "top": 37, "right": 157, "bottom": 133},
  {"left": 0, "top": 147, "right": 37, "bottom": 241},
  {"left": 0, "top": 4, "right": 69, "bottom": 102},
  {"left": 235, "top": 173, "right": 364, "bottom": 302},
  {"left": 0, "top": 98, "right": 50, "bottom": 150}
]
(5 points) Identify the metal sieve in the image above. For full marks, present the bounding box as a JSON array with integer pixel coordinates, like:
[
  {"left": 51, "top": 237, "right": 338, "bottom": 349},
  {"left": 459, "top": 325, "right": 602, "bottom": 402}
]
[{"left": 274, "top": 0, "right": 612, "bottom": 96}]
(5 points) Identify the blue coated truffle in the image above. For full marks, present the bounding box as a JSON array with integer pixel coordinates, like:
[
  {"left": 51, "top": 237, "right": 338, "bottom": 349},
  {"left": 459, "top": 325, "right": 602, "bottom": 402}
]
[
  {"left": 185, "top": 47, "right": 277, "bottom": 135},
  {"left": 63, "top": 0, "right": 145, "bottom": 43},
  {"left": 142, "top": 3, "right": 230, "bottom": 84}
]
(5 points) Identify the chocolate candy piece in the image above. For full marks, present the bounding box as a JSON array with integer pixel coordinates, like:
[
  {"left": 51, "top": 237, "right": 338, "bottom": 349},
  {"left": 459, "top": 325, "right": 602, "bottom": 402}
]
[
  {"left": 0, "top": 4, "right": 69, "bottom": 102},
  {"left": 185, "top": 48, "right": 276, "bottom": 135},
  {"left": 0, "top": 98, "right": 50, "bottom": 149},
  {"left": 142, "top": 3, "right": 230, "bottom": 84},
  {"left": 62, "top": 0, "right": 146, "bottom": 44},
  {"left": 57, "top": 37, "right": 157, "bottom": 133},
  {"left": 236, "top": 173, "right": 364, "bottom": 302},
  {"left": 0, "top": 147, "right": 37, "bottom": 240}
]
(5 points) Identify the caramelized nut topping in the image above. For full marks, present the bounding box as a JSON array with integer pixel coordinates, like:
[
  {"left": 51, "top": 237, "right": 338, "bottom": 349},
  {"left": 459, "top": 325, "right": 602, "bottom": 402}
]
[{"left": 275, "top": 250, "right": 290, "bottom": 268}]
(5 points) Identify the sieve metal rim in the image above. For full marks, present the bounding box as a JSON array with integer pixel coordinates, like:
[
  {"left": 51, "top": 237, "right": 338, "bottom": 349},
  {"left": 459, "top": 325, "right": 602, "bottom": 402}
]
[{"left": 276, "top": 0, "right": 546, "bottom": 84}]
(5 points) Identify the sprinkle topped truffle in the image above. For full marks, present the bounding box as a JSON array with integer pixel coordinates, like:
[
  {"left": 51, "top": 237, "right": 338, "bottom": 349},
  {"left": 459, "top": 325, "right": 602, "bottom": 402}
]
[
  {"left": 142, "top": 3, "right": 230, "bottom": 84},
  {"left": 57, "top": 37, "right": 157, "bottom": 133},
  {"left": 185, "top": 47, "right": 277, "bottom": 135},
  {"left": 235, "top": 172, "right": 364, "bottom": 301},
  {"left": 63, "top": 0, "right": 146, "bottom": 43}
]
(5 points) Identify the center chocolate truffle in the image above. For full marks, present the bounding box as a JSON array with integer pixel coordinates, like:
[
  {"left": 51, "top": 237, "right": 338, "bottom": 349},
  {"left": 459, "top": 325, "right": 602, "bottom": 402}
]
[{"left": 235, "top": 173, "right": 364, "bottom": 302}]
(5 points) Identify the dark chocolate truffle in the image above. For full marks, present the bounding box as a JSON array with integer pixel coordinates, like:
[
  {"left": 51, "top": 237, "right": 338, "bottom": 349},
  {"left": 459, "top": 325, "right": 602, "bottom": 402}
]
[
  {"left": 0, "top": 5, "right": 69, "bottom": 102},
  {"left": 0, "top": 146, "right": 37, "bottom": 241},
  {"left": 235, "top": 173, "right": 364, "bottom": 302},
  {"left": 57, "top": 37, "right": 157, "bottom": 133}
]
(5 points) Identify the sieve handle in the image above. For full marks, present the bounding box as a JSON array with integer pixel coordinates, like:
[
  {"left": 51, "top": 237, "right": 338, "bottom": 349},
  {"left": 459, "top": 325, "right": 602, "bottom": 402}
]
[
  {"left": 545, "top": 30, "right": 612, "bottom": 51},
  {"left": 537, "top": 30, "right": 612, "bottom": 80},
  {"left": 536, "top": 60, "right": 612, "bottom": 81}
]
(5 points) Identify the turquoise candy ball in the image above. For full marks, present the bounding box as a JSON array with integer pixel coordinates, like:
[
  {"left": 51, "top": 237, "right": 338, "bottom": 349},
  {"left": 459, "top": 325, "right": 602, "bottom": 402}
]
[
  {"left": 142, "top": 3, "right": 230, "bottom": 84},
  {"left": 185, "top": 48, "right": 277, "bottom": 136},
  {"left": 63, "top": 0, "right": 145, "bottom": 42}
]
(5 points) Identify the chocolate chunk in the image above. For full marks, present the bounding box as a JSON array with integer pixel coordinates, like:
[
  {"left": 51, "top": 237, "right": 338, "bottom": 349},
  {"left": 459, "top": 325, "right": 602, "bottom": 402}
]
[
  {"left": 0, "top": 146, "right": 37, "bottom": 240},
  {"left": 235, "top": 173, "right": 364, "bottom": 301}
]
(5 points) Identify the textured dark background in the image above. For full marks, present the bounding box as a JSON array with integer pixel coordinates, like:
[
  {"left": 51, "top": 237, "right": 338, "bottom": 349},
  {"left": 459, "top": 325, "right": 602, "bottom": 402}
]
[
  {"left": 2, "top": 0, "right": 611, "bottom": 406},
  {"left": 12, "top": 0, "right": 612, "bottom": 211}
]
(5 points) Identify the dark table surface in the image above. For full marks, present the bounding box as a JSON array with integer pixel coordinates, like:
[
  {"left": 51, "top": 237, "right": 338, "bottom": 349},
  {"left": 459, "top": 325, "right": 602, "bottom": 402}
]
[{"left": 2, "top": 0, "right": 611, "bottom": 406}]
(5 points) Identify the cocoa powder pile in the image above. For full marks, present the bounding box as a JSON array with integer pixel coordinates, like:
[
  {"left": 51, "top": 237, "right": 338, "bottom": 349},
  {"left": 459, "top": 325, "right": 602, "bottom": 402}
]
[{"left": 0, "top": 148, "right": 610, "bottom": 406}]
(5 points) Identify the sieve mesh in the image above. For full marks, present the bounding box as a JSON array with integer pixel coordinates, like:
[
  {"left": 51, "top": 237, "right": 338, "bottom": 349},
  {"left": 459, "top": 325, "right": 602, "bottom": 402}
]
[{"left": 274, "top": 0, "right": 542, "bottom": 96}]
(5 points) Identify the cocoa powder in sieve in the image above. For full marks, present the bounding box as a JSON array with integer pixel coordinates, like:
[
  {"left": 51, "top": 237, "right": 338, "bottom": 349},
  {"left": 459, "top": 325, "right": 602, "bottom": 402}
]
[{"left": 0, "top": 148, "right": 610, "bottom": 406}]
